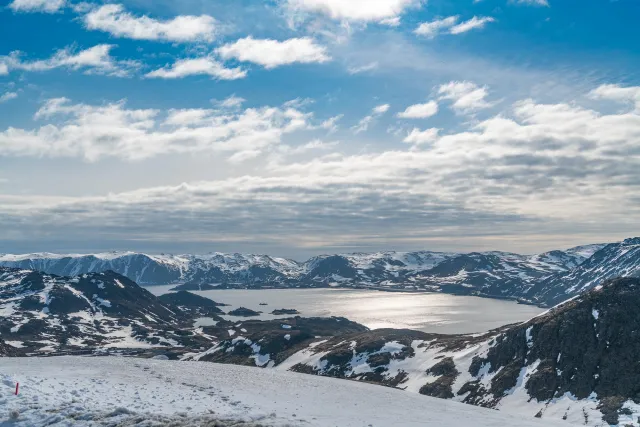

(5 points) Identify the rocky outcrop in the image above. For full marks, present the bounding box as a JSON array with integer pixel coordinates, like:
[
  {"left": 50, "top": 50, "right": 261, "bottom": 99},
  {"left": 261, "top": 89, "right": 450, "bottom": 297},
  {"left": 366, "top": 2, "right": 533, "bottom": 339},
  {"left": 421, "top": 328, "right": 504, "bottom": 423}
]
[{"left": 158, "top": 291, "right": 227, "bottom": 317}]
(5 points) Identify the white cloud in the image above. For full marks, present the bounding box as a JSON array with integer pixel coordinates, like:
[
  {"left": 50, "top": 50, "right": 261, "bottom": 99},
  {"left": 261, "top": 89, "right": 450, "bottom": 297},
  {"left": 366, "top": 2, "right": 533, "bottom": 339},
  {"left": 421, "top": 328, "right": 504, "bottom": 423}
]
[
  {"left": 397, "top": 101, "right": 438, "bottom": 119},
  {"left": 83, "top": 4, "right": 216, "bottom": 42},
  {"left": 373, "top": 104, "right": 390, "bottom": 115},
  {"left": 0, "top": 45, "right": 138, "bottom": 77},
  {"left": 0, "top": 64, "right": 8, "bottom": 75},
  {"left": 0, "top": 92, "right": 18, "bottom": 103},
  {"left": 347, "top": 62, "right": 379, "bottom": 75},
  {"left": 589, "top": 84, "right": 640, "bottom": 111},
  {"left": 285, "top": 0, "right": 422, "bottom": 23},
  {"left": 352, "top": 104, "right": 390, "bottom": 134},
  {"left": 281, "top": 138, "right": 340, "bottom": 155},
  {"left": 9, "top": 0, "right": 65, "bottom": 13},
  {"left": 438, "top": 81, "right": 492, "bottom": 113},
  {"left": 379, "top": 16, "right": 401, "bottom": 27},
  {"left": 515, "top": 0, "right": 549, "bottom": 6},
  {"left": 321, "top": 114, "right": 343, "bottom": 132},
  {"left": 449, "top": 16, "right": 495, "bottom": 34},
  {"left": 0, "top": 98, "right": 314, "bottom": 162},
  {"left": 216, "top": 37, "right": 331, "bottom": 69},
  {"left": 403, "top": 127, "right": 439, "bottom": 145},
  {"left": 146, "top": 58, "right": 246, "bottom": 80},
  {"left": 218, "top": 95, "right": 246, "bottom": 109},
  {"left": 415, "top": 16, "right": 459, "bottom": 38}
]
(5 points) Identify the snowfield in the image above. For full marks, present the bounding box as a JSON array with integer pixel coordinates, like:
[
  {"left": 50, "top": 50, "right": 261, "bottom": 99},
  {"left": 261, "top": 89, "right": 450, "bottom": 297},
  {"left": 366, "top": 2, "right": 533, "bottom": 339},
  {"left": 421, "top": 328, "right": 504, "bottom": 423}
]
[{"left": 0, "top": 356, "right": 571, "bottom": 427}]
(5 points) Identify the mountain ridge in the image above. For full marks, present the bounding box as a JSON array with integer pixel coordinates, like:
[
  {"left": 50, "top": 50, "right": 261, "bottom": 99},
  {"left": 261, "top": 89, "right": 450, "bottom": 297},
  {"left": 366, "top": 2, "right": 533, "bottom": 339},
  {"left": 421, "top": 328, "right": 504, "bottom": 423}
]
[{"left": 1, "top": 240, "right": 628, "bottom": 307}]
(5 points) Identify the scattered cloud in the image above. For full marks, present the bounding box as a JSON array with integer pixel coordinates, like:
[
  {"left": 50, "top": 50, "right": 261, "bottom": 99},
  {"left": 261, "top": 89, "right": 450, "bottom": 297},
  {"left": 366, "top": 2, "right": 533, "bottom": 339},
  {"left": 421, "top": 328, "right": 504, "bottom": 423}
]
[
  {"left": 352, "top": 104, "right": 390, "bottom": 134},
  {"left": 216, "top": 37, "right": 331, "bottom": 69},
  {"left": 450, "top": 16, "right": 495, "bottom": 34},
  {"left": 403, "top": 127, "right": 439, "bottom": 145},
  {"left": 379, "top": 16, "right": 401, "bottom": 27},
  {"left": 284, "top": 0, "right": 422, "bottom": 23},
  {"left": 415, "top": 16, "right": 459, "bottom": 38},
  {"left": 146, "top": 58, "right": 246, "bottom": 80},
  {"left": 373, "top": 104, "right": 390, "bottom": 114},
  {"left": 0, "top": 92, "right": 18, "bottom": 103},
  {"left": 514, "top": 0, "right": 549, "bottom": 6},
  {"left": 0, "top": 97, "right": 314, "bottom": 162},
  {"left": 0, "top": 45, "right": 138, "bottom": 77},
  {"left": 437, "top": 81, "right": 493, "bottom": 113},
  {"left": 218, "top": 95, "right": 246, "bottom": 109},
  {"left": 83, "top": 4, "right": 216, "bottom": 42},
  {"left": 321, "top": 114, "right": 343, "bottom": 132},
  {"left": 0, "top": 64, "right": 7, "bottom": 76},
  {"left": 9, "top": 0, "right": 65, "bottom": 13},
  {"left": 347, "top": 62, "right": 379, "bottom": 75},
  {"left": 397, "top": 101, "right": 438, "bottom": 119}
]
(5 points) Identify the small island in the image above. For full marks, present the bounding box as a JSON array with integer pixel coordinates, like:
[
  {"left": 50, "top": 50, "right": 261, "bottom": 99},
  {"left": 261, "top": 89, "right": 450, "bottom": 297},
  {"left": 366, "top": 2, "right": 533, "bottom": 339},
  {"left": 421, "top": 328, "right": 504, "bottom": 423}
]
[
  {"left": 227, "top": 307, "right": 262, "bottom": 317},
  {"left": 170, "top": 283, "right": 218, "bottom": 292},
  {"left": 271, "top": 309, "right": 300, "bottom": 315}
]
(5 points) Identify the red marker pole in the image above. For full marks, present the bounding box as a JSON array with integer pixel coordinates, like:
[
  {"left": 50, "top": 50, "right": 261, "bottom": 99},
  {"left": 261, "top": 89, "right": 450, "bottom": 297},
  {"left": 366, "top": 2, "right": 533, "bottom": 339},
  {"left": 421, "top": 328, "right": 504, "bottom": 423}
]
[{"left": 15, "top": 383, "right": 19, "bottom": 395}]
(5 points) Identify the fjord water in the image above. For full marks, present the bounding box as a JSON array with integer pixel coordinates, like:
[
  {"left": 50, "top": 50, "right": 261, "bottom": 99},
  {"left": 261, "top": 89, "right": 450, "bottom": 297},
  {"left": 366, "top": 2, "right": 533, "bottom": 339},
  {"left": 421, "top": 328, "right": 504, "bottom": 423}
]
[{"left": 147, "top": 286, "right": 545, "bottom": 334}]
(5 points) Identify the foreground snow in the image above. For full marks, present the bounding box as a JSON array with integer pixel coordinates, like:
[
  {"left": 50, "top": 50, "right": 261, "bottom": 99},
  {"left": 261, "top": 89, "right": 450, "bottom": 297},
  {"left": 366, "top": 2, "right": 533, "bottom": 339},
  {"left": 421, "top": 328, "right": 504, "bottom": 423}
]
[{"left": 0, "top": 356, "right": 571, "bottom": 427}]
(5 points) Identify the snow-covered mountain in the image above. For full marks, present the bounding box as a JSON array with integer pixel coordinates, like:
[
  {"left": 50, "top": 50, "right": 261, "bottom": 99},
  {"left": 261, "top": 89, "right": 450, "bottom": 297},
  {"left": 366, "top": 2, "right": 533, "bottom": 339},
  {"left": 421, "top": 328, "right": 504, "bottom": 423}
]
[
  {"left": 0, "top": 240, "right": 620, "bottom": 306},
  {"left": 524, "top": 237, "right": 640, "bottom": 306},
  {"left": 0, "top": 267, "right": 216, "bottom": 353}
]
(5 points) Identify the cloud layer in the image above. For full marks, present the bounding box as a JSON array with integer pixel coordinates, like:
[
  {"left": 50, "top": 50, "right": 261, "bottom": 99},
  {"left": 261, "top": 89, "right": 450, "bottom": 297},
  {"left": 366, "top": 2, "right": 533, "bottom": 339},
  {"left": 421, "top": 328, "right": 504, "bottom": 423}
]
[{"left": 2, "top": 85, "right": 640, "bottom": 252}]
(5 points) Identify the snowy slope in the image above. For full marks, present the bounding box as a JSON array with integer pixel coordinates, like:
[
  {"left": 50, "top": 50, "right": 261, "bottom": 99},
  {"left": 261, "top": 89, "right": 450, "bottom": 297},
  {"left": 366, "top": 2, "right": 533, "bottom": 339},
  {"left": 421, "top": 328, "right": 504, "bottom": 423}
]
[{"left": 0, "top": 356, "right": 571, "bottom": 427}]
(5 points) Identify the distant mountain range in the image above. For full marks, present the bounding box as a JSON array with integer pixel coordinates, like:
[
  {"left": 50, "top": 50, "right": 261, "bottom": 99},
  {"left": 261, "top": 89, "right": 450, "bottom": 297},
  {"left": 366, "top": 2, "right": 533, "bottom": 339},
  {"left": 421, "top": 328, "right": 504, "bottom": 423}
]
[{"left": 1, "top": 237, "right": 639, "bottom": 307}]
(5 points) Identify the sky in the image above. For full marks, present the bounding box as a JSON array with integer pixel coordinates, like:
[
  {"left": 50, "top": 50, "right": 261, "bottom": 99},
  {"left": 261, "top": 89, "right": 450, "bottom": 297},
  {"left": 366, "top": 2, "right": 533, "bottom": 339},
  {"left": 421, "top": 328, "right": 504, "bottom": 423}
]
[{"left": 0, "top": 0, "right": 639, "bottom": 259}]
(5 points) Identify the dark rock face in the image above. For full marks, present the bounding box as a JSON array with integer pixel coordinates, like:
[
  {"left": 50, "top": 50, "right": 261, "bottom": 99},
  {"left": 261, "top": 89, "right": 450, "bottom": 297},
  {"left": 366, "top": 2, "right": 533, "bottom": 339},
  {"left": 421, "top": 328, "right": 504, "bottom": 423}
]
[
  {"left": 420, "top": 358, "right": 459, "bottom": 399},
  {"left": 0, "top": 339, "right": 22, "bottom": 356},
  {"left": 464, "top": 278, "right": 640, "bottom": 422},
  {"left": 227, "top": 307, "right": 261, "bottom": 317}
]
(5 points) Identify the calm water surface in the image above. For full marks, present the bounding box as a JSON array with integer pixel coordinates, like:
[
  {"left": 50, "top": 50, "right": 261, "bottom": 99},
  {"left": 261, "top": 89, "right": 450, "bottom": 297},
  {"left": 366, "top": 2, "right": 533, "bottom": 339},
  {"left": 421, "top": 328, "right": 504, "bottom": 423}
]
[{"left": 147, "top": 286, "right": 544, "bottom": 334}]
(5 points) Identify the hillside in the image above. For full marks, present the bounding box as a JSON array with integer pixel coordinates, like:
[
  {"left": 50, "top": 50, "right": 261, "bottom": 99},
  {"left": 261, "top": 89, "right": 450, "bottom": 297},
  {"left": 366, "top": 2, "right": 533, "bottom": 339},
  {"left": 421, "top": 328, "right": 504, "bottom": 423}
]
[
  {"left": 0, "top": 268, "right": 216, "bottom": 354},
  {"left": 185, "top": 277, "right": 640, "bottom": 426},
  {"left": 0, "top": 356, "right": 569, "bottom": 427}
]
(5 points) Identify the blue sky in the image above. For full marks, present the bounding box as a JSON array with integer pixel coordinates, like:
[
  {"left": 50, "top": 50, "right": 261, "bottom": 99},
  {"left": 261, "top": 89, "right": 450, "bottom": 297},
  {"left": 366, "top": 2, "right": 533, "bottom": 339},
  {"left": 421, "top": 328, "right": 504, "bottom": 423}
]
[{"left": 1, "top": 0, "right": 639, "bottom": 258}]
